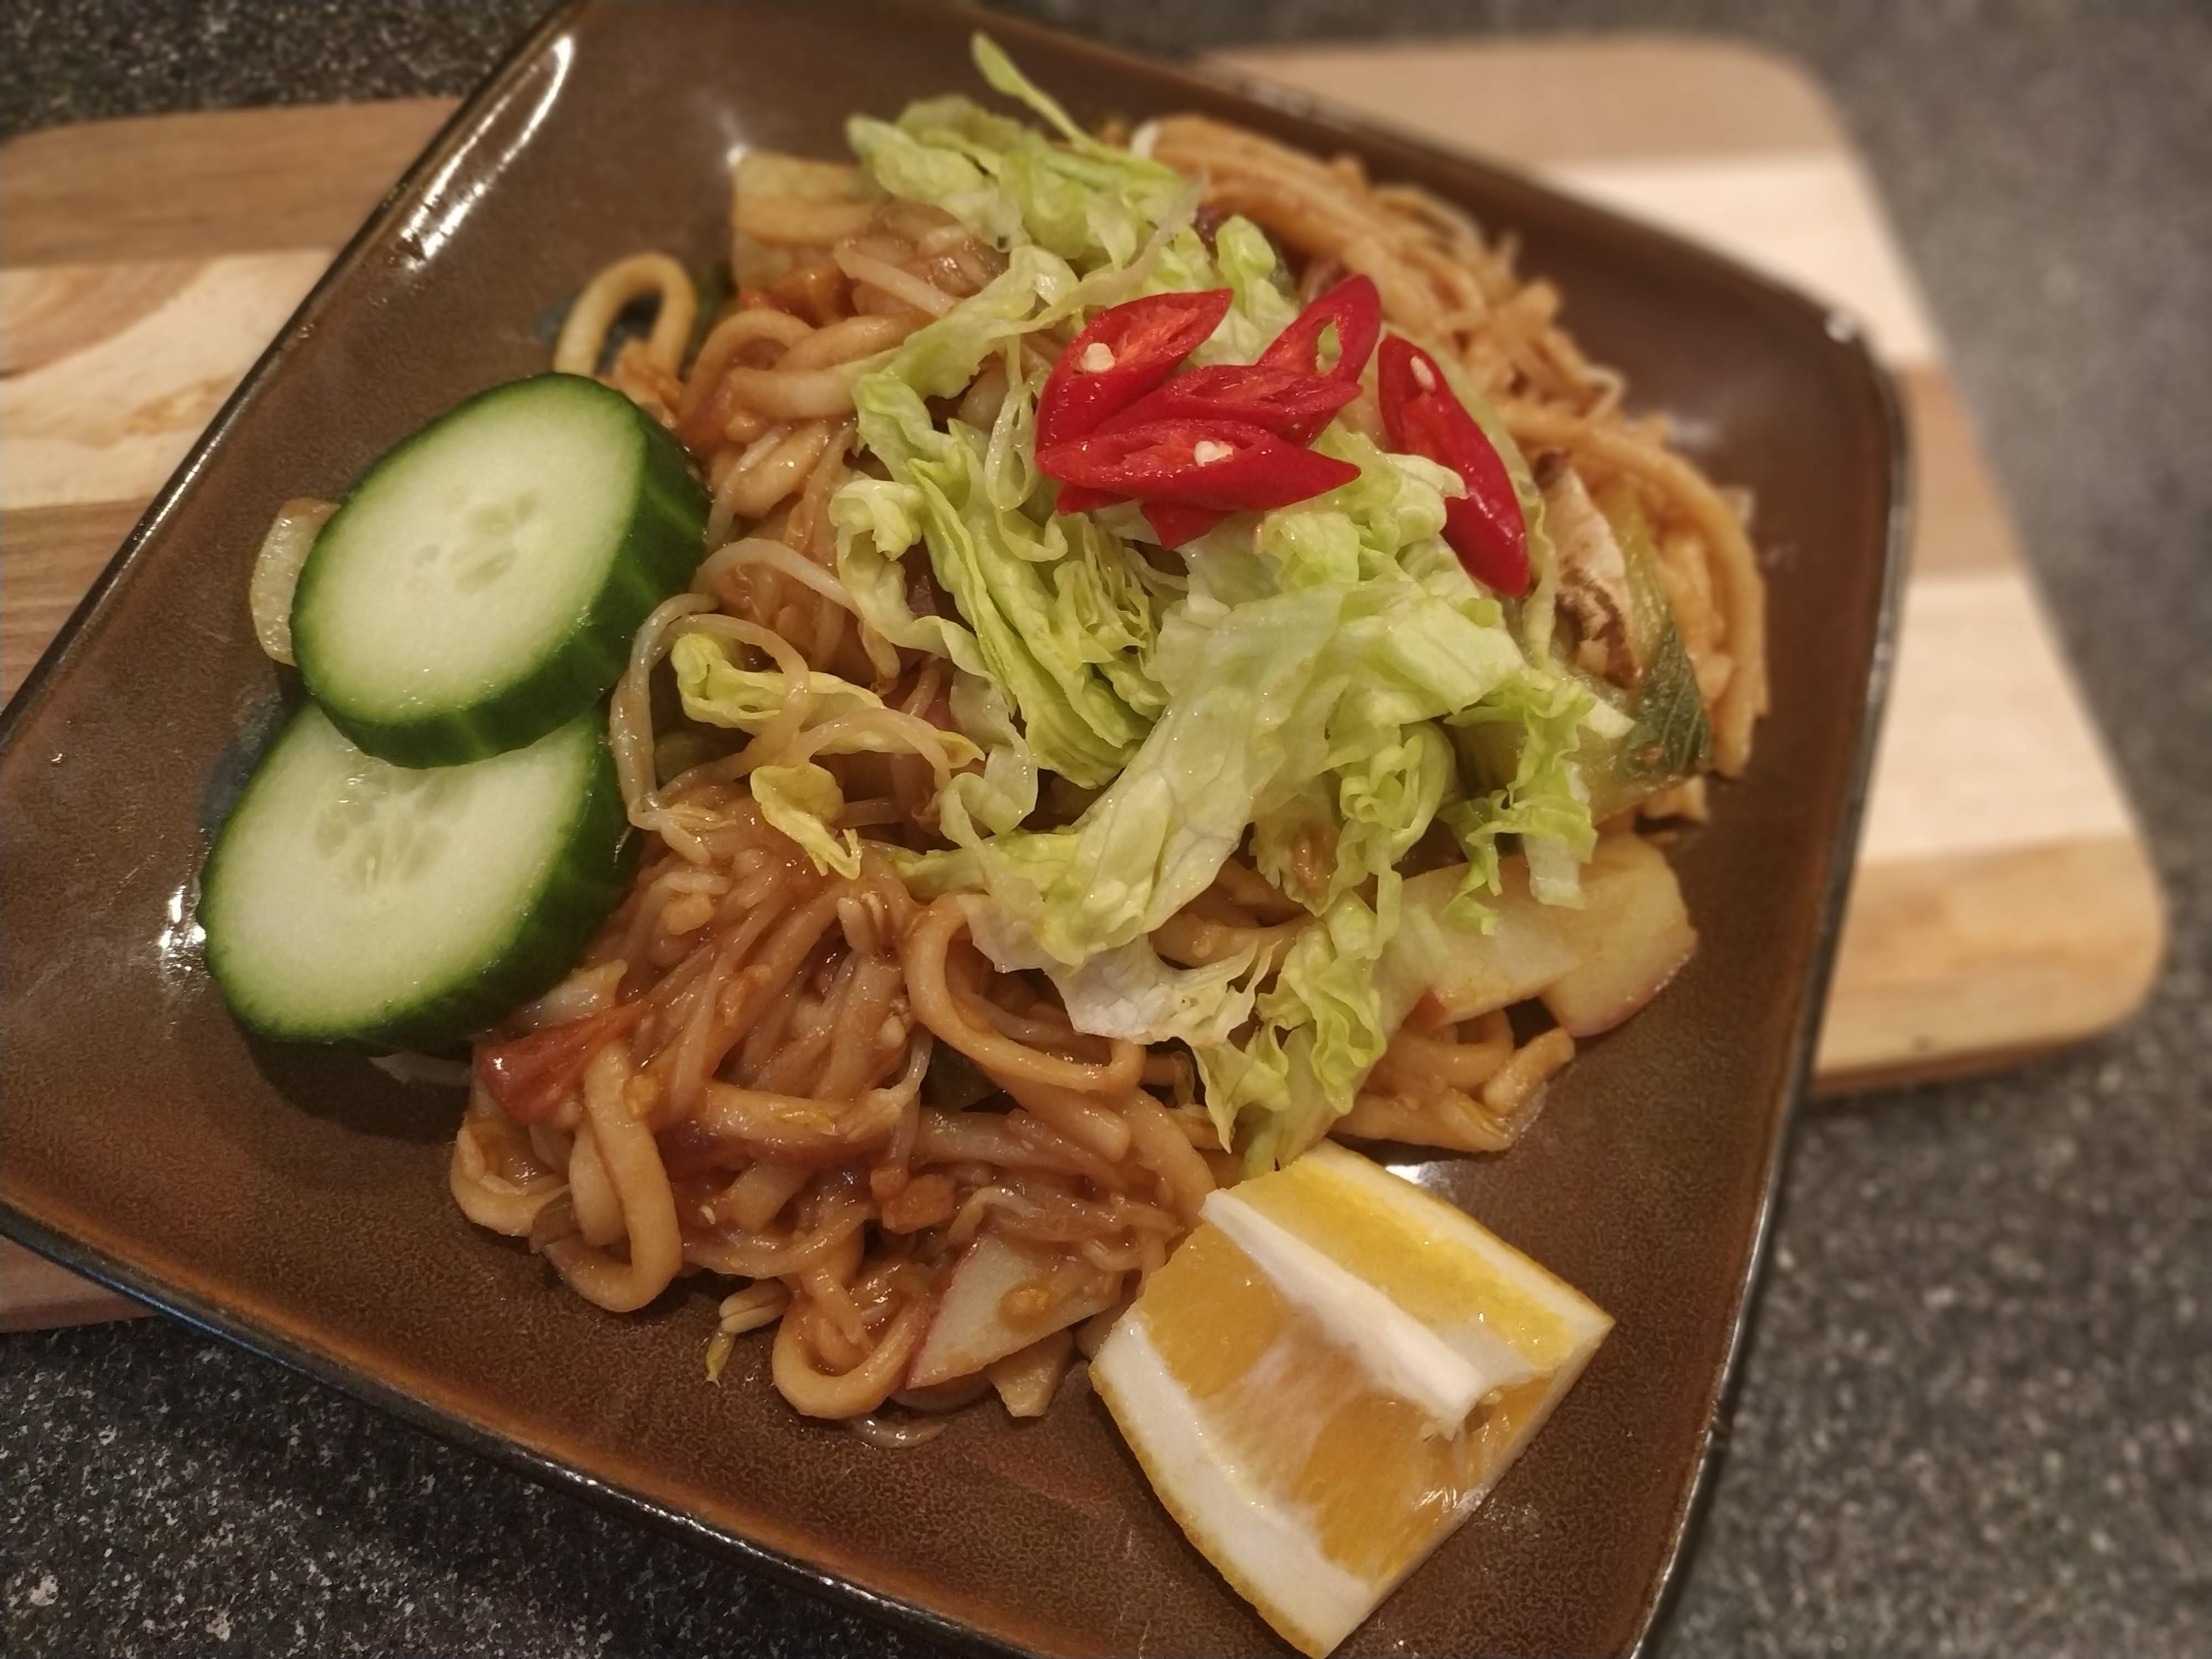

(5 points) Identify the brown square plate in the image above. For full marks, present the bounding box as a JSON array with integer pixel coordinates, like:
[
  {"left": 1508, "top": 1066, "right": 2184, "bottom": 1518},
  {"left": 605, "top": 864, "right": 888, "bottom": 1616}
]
[{"left": 0, "top": 3, "right": 1905, "bottom": 1653}]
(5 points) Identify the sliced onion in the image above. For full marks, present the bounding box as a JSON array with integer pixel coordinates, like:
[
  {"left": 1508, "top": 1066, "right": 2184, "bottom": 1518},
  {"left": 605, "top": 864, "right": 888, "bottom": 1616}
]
[
  {"left": 510, "top": 959, "right": 627, "bottom": 1032},
  {"left": 247, "top": 497, "right": 337, "bottom": 665},
  {"left": 369, "top": 1051, "right": 474, "bottom": 1088}
]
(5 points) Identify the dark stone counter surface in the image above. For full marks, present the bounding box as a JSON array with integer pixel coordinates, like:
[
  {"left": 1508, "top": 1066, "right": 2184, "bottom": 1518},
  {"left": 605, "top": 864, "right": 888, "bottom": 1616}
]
[{"left": 4, "top": 2, "right": 2206, "bottom": 1655}]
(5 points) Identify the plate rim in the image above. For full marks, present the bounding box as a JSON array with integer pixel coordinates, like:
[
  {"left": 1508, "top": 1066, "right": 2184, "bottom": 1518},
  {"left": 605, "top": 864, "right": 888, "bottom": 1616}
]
[{"left": 0, "top": 2, "right": 1912, "bottom": 1653}]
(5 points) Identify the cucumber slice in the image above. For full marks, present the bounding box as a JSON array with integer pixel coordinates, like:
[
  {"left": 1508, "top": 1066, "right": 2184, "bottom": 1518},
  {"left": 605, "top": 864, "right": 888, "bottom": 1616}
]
[
  {"left": 293, "top": 373, "right": 707, "bottom": 766},
  {"left": 201, "top": 702, "right": 636, "bottom": 1050}
]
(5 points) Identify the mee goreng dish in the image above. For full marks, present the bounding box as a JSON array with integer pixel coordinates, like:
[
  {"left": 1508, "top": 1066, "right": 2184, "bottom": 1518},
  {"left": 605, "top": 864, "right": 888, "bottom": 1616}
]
[{"left": 197, "top": 36, "right": 1767, "bottom": 1654}]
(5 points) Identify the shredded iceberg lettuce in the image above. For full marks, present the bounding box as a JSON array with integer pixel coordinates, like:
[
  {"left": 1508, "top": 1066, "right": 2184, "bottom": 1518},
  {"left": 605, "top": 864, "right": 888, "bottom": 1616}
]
[
  {"left": 847, "top": 39, "right": 1190, "bottom": 272},
  {"left": 807, "top": 35, "right": 1604, "bottom": 1165},
  {"left": 750, "top": 761, "right": 863, "bottom": 880},
  {"left": 671, "top": 632, "right": 983, "bottom": 766},
  {"left": 847, "top": 374, "right": 1155, "bottom": 787},
  {"left": 964, "top": 898, "right": 1264, "bottom": 1050},
  {"left": 1443, "top": 665, "right": 1610, "bottom": 916},
  {"left": 673, "top": 633, "right": 886, "bottom": 734},
  {"left": 957, "top": 580, "right": 1350, "bottom": 964}
]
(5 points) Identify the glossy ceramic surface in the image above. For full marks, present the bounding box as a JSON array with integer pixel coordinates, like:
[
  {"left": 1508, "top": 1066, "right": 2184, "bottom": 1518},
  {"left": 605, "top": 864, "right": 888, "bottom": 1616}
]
[{"left": 0, "top": 3, "right": 1905, "bottom": 1652}]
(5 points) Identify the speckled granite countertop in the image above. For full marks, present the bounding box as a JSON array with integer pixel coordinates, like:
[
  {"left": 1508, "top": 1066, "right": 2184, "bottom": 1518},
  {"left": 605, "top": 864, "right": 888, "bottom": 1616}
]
[{"left": 3, "top": 2, "right": 2207, "bottom": 1655}]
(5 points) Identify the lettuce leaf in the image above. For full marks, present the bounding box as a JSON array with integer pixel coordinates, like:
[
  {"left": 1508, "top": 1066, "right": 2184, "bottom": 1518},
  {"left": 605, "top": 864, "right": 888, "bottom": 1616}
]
[
  {"left": 1204, "top": 215, "right": 1299, "bottom": 363},
  {"left": 750, "top": 761, "right": 862, "bottom": 879},
  {"left": 1194, "top": 1022, "right": 1307, "bottom": 1168},
  {"left": 1334, "top": 721, "right": 1457, "bottom": 898},
  {"left": 968, "top": 34, "right": 1119, "bottom": 158},
  {"left": 965, "top": 897, "right": 1263, "bottom": 1048},
  {"left": 671, "top": 634, "right": 883, "bottom": 731},
  {"left": 1204, "top": 875, "right": 1452, "bottom": 1171},
  {"left": 935, "top": 669, "right": 1038, "bottom": 842},
  {"left": 1191, "top": 888, "right": 1405, "bottom": 1172},
  {"left": 818, "top": 38, "right": 1619, "bottom": 1167},
  {"left": 1049, "top": 937, "right": 1263, "bottom": 1048},
  {"left": 981, "top": 343, "right": 1041, "bottom": 515},
  {"left": 1262, "top": 886, "right": 1398, "bottom": 1108},
  {"left": 845, "top": 115, "right": 1024, "bottom": 249},
  {"left": 960, "top": 581, "right": 1349, "bottom": 964},
  {"left": 671, "top": 633, "right": 984, "bottom": 765},
  {"left": 1247, "top": 776, "right": 1337, "bottom": 914},
  {"left": 848, "top": 35, "right": 1189, "bottom": 270},
  {"left": 877, "top": 245, "right": 1082, "bottom": 400},
  {"left": 827, "top": 476, "right": 993, "bottom": 677},
  {"left": 844, "top": 373, "right": 1156, "bottom": 787},
  {"left": 1443, "top": 666, "right": 1605, "bottom": 915}
]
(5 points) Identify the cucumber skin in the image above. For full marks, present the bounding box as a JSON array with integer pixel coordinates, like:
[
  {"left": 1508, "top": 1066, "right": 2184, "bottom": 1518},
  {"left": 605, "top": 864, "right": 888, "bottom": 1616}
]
[
  {"left": 200, "top": 706, "right": 640, "bottom": 1052},
  {"left": 295, "top": 374, "right": 708, "bottom": 769}
]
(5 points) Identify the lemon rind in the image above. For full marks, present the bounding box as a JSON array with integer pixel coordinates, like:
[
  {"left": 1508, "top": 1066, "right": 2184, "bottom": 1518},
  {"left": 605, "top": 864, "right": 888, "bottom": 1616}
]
[
  {"left": 1092, "top": 1313, "right": 1376, "bottom": 1659},
  {"left": 1094, "top": 1147, "right": 1619, "bottom": 1658},
  {"left": 1291, "top": 1142, "right": 1615, "bottom": 1355}
]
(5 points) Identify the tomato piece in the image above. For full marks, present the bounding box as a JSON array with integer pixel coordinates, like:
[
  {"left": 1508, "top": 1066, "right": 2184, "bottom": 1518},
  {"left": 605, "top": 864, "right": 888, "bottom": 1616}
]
[{"left": 474, "top": 1003, "right": 643, "bottom": 1124}]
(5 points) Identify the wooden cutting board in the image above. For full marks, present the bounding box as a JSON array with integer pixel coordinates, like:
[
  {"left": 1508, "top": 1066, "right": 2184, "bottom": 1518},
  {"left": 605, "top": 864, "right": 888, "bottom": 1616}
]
[{"left": 0, "top": 38, "right": 2163, "bottom": 1330}]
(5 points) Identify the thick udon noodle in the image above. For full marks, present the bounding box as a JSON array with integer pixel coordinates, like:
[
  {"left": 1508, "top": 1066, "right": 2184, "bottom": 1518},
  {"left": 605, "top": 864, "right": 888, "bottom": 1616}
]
[{"left": 453, "top": 121, "right": 1765, "bottom": 1425}]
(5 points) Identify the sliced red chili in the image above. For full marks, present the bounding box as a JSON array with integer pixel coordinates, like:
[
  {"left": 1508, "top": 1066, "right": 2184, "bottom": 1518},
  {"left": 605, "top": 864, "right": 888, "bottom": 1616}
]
[
  {"left": 475, "top": 1002, "right": 643, "bottom": 1124},
  {"left": 1054, "top": 481, "right": 1123, "bottom": 515},
  {"left": 1035, "top": 287, "right": 1233, "bottom": 451},
  {"left": 1100, "top": 362, "right": 1360, "bottom": 446},
  {"left": 1413, "top": 410, "right": 1532, "bottom": 597},
  {"left": 1256, "top": 274, "right": 1382, "bottom": 384},
  {"left": 1038, "top": 419, "right": 1361, "bottom": 514},
  {"left": 1375, "top": 332, "right": 1430, "bottom": 433},
  {"left": 1376, "top": 335, "right": 1531, "bottom": 595},
  {"left": 1060, "top": 362, "right": 1354, "bottom": 519},
  {"left": 1140, "top": 500, "right": 1229, "bottom": 547}
]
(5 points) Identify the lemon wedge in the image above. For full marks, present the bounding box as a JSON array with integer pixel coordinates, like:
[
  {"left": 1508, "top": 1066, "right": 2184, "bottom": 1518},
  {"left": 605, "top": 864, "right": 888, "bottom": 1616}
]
[{"left": 1091, "top": 1141, "right": 1612, "bottom": 1657}]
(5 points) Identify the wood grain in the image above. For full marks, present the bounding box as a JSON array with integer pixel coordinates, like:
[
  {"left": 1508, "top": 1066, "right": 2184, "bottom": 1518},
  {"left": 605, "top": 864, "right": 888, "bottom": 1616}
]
[
  {"left": 1819, "top": 837, "right": 2166, "bottom": 1089},
  {"left": 0, "top": 44, "right": 2164, "bottom": 1328},
  {"left": 1893, "top": 367, "right": 2026, "bottom": 576},
  {"left": 1, "top": 502, "right": 149, "bottom": 698},
  {"left": 1, "top": 259, "right": 207, "bottom": 375},
  {"left": 0, "top": 98, "right": 454, "bottom": 268},
  {"left": 1, "top": 1245, "right": 142, "bottom": 1331},
  {"left": 1, "top": 252, "right": 329, "bottom": 511},
  {"left": 1208, "top": 35, "right": 1842, "bottom": 164}
]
